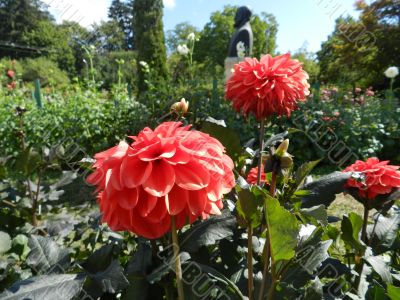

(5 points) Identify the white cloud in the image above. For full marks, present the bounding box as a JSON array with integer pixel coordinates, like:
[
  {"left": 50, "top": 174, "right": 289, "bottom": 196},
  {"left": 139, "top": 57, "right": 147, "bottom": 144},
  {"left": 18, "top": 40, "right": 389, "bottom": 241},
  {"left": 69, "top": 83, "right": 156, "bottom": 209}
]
[
  {"left": 43, "top": 0, "right": 109, "bottom": 27},
  {"left": 163, "top": 0, "right": 176, "bottom": 9}
]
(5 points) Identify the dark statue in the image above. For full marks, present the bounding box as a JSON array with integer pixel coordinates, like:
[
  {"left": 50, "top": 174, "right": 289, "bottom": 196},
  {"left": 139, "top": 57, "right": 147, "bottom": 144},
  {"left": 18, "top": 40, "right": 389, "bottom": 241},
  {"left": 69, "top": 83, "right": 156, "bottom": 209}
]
[{"left": 227, "top": 6, "right": 254, "bottom": 57}]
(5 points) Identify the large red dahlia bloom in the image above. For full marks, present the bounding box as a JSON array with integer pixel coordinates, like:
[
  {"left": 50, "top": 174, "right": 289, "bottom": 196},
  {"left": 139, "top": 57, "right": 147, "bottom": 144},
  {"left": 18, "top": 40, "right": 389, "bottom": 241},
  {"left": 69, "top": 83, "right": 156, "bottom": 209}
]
[
  {"left": 225, "top": 54, "right": 310, "bottom": 120},
  {"left": 87, "top": 122, "right": 235, "bottom": 239},
  {"left": 343, "top": 158, "right": 400, "bottom": 200}
]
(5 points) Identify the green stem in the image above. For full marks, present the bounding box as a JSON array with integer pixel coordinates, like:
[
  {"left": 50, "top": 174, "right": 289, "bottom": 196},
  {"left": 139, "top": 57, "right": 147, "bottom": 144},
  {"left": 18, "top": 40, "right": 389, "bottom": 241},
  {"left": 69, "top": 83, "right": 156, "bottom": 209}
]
[
  {"left": 257, "top": 119, "right": 266, "bottom": 185},
  {"left": 258, "top": 233, "right": 270, "bottom": 300},
  {"left": 247, "top": 226, "right": 254, "bottom": 300},
  {"left": 171, "top": 216, "right": 184, "bottom": 300},
  {"left": 353, "top": 205, "right": 369, "bottom": 292},
  {"left": 258, "top": 168, "right": 277, "bottom": 300}
]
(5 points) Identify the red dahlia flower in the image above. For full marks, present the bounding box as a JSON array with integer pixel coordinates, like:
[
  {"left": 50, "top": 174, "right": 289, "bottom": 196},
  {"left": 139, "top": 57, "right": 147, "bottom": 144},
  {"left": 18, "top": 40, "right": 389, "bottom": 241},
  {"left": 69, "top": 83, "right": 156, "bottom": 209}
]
[
  {"left": 343, "top": 158, "right": 400, "bottom": 200},
  {"left": 6, "top": 70, "right": 15, "bottom": 79},
  {"left": 87, "top": 122, "right": 235, "bottom": 239},
  {"left": 225, "top": 53, "right": 310, "bottom": 121},
  {"left": 7, "top": 81, "right": 16, "bottom": 90},
  {"left": 246, "top": 166, "right": 267, "bottom": 185}
]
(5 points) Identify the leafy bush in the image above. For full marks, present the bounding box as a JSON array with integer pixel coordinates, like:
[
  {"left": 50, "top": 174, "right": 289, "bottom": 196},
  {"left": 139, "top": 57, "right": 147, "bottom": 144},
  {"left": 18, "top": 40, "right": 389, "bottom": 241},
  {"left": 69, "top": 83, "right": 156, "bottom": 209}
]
[
  {"left": 20, "top": 57, "right": 70, "bottom": 87},
  {"left": 0, "top": 86, "right": 150, "bottom": 157}
]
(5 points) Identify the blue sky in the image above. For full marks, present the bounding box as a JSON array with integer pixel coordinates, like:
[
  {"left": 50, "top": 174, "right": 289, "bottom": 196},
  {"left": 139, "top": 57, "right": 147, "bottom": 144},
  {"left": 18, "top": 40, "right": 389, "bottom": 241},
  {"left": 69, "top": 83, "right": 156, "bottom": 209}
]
[{"left": 44, "top": 0, "right": 360, "bottom": 53}]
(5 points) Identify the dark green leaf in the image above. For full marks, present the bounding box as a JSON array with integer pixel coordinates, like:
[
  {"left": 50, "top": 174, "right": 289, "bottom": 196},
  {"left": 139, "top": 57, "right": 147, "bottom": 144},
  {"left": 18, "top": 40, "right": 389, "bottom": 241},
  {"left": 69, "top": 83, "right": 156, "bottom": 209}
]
[
  {"left": 126, "top": 240, "right": 152, "bottom": 274},
  {"left": 301, "top": 172, "right": 353, "bottom": 208},
  {"left": 82, "top": 244, "right": 114, "bottom": 274},
  {"left": 300, "top": 205, "right": 328, "bottom": 225},
  {"left": 265, "top": 195, "right": 299, "bottom": 262},
  {"left": 366, "top": 256, "right": 392, "bottom": 284},
  {"left": 295, "top": 160, "right": 321, "bottom": 187},
  {"left": 365, "top": 284, "right": 388, "bottom": 300},
  {"left": 0, "top": 274, "right": 85, "bottom": 300},
  {"left": 27, "top": 235, "right": 70, "bottom": 274},
  {"left": 201, "top": 121, "right": 242, "bottom": 159},
  {"left": 368, "top": 207, "right": 400, "bottom": 250},
  {"left": 122, "top": 276, "right": 148, "bottom": 300},
  {"left": 180, "top": 211, "right": 236, "bottom": 253},
  {"left": 183, "top": 262, "right": 244, "bottom": 299},
  {"left": 387, "top": 285, "right": 400, "bottom": 300},
  {"left": 236, "top": 186, "right": 263, "bottom": 227},
  {"left": 147, "top": 252, "right": 190, "bottom": 284},
  {"left": 341, "top": 213, "right": 365, "bottom": 251},
  {"left": 88, "top": 260, "right": 129, "bottom": 294},
  {"left": 264, "top": 131, "right": 289, "bottom": 149}
]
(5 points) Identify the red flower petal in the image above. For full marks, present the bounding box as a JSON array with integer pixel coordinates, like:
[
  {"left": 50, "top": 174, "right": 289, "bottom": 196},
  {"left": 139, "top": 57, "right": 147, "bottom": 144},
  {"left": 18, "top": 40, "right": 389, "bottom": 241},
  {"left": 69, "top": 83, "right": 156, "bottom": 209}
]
[
  {"left": 165, "top": 185, "right": 188, "bottom": 215},
  {"left": 188, "top": 189, "right": 208, "bottom": 216},
  {"left": 143, "top": 160, "right": 175, "bottom": 197},
  {"left": 118, "top": 188, "right": 139, "bottom": 210},
  {"left": 174, "top": 160, "right": 210, "bottom": 191},
  {"left": 121, "top": 158, "right": 152, "bottom": 188}
]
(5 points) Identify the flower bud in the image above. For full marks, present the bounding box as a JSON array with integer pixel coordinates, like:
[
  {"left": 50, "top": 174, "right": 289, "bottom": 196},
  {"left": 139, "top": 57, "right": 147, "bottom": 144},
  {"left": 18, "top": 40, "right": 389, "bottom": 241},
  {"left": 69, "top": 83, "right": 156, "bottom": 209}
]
[
  {"left": 171, "top": 98, "right": 189, "bottom": 115},
  {"left": 275, "top": 139, "right": 289, "bottom": 158}
]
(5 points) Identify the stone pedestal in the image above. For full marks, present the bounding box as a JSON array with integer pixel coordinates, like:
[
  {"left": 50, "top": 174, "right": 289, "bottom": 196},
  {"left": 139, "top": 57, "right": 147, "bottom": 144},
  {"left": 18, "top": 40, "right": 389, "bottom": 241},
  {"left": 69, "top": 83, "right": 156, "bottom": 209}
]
[{"left": 224, "top": 57, "right": 242, "bottom": 81}]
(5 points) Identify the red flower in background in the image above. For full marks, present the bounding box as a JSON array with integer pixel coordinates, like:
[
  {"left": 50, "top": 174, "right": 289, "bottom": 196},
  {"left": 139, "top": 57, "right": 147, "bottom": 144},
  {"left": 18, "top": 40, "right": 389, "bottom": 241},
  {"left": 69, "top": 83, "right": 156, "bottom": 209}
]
[
  {"left": 246, "top": 167, "right": 267, "bottom": 185},
  {"left": 87, "top": 122, "right": 235, "bottom": 239},
  {"left": 225, "top": 53, "right": 310, "bottom": 121},
  {"left": 7, "top": 81, "right": 16, "bottom": 90},
  {"left": 344, "top": 158, "right": 400, "bottom": 200},
  {"left": 6, "top": 70, "right": 15, "bottom": 79}
]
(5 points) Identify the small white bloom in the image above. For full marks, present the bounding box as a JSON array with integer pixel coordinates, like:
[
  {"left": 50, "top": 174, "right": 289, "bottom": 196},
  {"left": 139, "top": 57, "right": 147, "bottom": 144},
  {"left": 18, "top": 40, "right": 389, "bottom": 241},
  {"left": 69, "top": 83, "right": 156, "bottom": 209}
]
[
  {"left": 384, "top": 66, "right": 399, "bottom": 79},
  {"left": 177, "top": 44, "right": 190, "bottom": 55},
  {"left": 139, "top": 61, "right": 148, "bottom": 68},
  {"left": 0, "top": 231, "right": 11, "bottom": 254},
  {"left": 187, "top": 32, "right": 195, "bottom": 41},
  {"left": 299, "top": 224, "right": 316, "bottom": 240}
]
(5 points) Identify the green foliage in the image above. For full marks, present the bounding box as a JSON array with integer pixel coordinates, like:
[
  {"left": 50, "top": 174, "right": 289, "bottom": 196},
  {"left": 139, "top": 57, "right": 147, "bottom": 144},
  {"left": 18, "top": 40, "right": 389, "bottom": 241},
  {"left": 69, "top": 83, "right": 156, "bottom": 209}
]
[
  {"left": 133, "top": 0, "right": 168, "bottom": 96},
  {"left": 108, "top": 0, "right": 134, "bottom": 50},
  {"left": 195, "top": 6, "right": 278, "bottom": 69},
  {"left": 0, "top": 85, "right": 149, "bottom": 157},
  {"left": 318, "top": 0, "right": 400, "bottom": 89},
  {"left": 21, "top": 57, "right": 69, "bottom": 87}
]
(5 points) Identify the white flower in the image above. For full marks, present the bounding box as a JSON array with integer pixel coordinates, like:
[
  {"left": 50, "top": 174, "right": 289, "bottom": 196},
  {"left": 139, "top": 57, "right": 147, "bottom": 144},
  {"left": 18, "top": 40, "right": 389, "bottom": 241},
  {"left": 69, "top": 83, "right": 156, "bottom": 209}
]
[
  {"left": 236, "top": 41, "right": 246, "bottom": 59},
  {"left": 384, "top": 66, "right": 399, "bottom": 79},
  {"left": 139, "top": 61, "right": 148, "bottom": 68},
  {"left": 0, "top": 231, "right": 11, "bottom": 254},
  {"left": 187, "top": 32, "right": 195, "bottom": 41},
  {"left": 298, "top": 224, "right": 316, "bottom": 240},
  {"left": 177, "top": 44, "right": 189, "bottom": 56}
]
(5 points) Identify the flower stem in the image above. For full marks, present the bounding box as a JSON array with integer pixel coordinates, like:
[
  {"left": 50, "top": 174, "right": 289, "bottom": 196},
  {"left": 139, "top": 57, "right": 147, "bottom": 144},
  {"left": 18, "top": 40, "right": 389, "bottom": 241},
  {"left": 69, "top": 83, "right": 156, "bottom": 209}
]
[
  {"left": 269, "top": 169, "right": 277, "bottom": 197},
  {"left": 353, "top": 205, "right": 369, "bottom": 292},
  {"left": 247, "top": 226, "right": 254, "bottom": 300},
  {"left": 257, "top": 119, "right": 266, "bottom": 185},
  {"left": 258, "top": 233, "right": 270, "bottom": 300},
  {"left": 171, "top": 216, "right": 184, "bottom": 300},
  {"left": 258, "top": 168, "right": 277, "bottom": 299}
]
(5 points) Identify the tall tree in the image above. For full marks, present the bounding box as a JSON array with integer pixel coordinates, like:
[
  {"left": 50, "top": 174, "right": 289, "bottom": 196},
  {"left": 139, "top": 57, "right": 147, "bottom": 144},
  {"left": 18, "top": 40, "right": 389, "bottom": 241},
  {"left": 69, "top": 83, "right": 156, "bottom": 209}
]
[
  {"left": 133, "top": 0, "right": 168, "bottom": 96},
  {"left": 0, "top": 0, "right": 52, "bottom": 58},
  {"left": 108, "top": 0, "right": 134, "bottom": 50},
  {"left": 166, "top": 22, "right": 199, "bottom": 53},
  {"left": 317, "top": 0, "right": 400, "bottom": 89}
]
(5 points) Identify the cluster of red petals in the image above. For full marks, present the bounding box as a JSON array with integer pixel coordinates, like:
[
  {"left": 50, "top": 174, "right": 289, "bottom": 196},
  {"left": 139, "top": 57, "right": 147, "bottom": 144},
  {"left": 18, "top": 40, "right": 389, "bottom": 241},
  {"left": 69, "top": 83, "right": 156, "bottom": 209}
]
[
  {"left": 225, "top": 54, "right": 310, "bottom": 121},
  {"left": 344, "top": 158, "right": 400, "bottom": 199},
  {"left": 87, "top": 122, "right": 235, "bottom": 239},
  {"left": 7, "top": 81, "right": 16, "bottom": 91},
  {"left": 7, "top": 70, "right": 15, "bottom": 79},
  {"left": 246, "top": 167, "right": 267, "bottom": 185}
]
